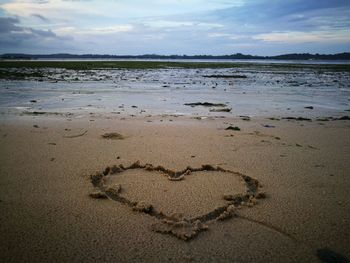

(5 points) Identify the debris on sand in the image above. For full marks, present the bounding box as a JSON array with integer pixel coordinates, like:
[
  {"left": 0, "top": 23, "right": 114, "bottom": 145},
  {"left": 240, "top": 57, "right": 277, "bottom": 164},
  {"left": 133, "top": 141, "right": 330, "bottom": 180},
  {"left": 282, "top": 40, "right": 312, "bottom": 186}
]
[
  {"left": 304, "top": 106, "right": 314, "bottom": 109},
  {"left": 316, "top": 118, "right": 330, "bottom": 121},
  {"left": 282, "top": 117, "right": 312, "bottom": 121},
  {"left": 317, "top": 248, "right": 349, "bottom": 263},
  {"left": 210, "top": 108, "right": 232, "bottom": 112},
  {"left": 30, "top": 100, "right": 37, "bottom": 103},
  {"left": 333, "top": 116, "right": 350, "bottom": 121},
  {"left": 184, "top": 102, "right": 227, "bottom": 107},
  {"left": 101, "top": 132, "right": 124, "bottom": 140},
  {"left": 63, "top": 130, "right": 87, "bottom": 138},
  {"left": 262, "top": 124, "right": 275, "bottom": 128},
  {"left": 192, "top": 116, "right": 207, "bottom": 120},
  {"left": 316, "top": 116, "right": 350, "bottom": 121},
  {"left": 24, "top": 111, "right": 46, "bottom": 115},
  {"left": 23, "top": 111, "right": 63, "bottom": 116},
  {"left": 151, "top": 219, "right": 208, "bottom": 241},
  {"left": 240, "top": 116, "right": 251, "bottom": 121},
  {"left": 225, "top": 126, "right": 241, "bottom": 131},
  {"left": 203, "top": 75, "right": 247, "bottom": 79}
]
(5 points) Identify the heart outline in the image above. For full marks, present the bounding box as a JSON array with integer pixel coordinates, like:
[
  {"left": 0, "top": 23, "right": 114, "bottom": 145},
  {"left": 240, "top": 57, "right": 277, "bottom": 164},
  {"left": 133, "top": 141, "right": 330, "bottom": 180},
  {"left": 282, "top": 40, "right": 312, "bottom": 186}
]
[{"left": 90, "top": 161, "right": 265, "bottom": 241}]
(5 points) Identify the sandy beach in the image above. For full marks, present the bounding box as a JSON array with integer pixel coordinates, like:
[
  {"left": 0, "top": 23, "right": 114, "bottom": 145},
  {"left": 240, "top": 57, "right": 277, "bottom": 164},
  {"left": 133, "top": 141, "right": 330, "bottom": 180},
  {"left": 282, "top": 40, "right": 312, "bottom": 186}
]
[
  {"left": 0, "top": 60, "right": 350, "bottom": 262},
  {"left": 1, "top": 0, "right": 350, "bottom": 259},
  {"left": 0, "top": 112, "right": 349, "bottom": 262}
]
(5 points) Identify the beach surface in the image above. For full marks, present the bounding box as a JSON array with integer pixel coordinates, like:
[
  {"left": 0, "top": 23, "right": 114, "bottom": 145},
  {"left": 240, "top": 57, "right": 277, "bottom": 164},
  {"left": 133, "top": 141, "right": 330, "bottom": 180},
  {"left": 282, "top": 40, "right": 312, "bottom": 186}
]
[
  {"left": 0, "top": 61, "right": 350, "bottom": 262},
  {"left": 0, "top": 113, "right": 349, "bottom": 262}
]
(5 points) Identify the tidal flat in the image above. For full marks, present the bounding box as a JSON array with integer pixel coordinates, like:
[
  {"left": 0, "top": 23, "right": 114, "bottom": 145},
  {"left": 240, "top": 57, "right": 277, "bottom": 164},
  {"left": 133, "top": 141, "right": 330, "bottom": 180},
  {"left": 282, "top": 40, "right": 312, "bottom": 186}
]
[{"left": 0, "top": 61, "right": 349, "bottom": 118}]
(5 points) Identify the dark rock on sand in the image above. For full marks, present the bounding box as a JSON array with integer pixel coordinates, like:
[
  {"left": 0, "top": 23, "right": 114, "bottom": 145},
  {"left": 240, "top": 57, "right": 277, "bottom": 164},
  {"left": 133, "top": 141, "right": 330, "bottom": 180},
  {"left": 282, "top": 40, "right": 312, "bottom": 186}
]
[
  {"left": 316, "top": 248, "right": 348, "bottom": 263},
  {"left": 240, "top": 116, "right": 251, "bottom": 121},
  {"left": 225, "top": 126, "right": 241, "bottom": 131},
  {"left": 210, "top": 108, "right": 232, "bottom": 112},
  {"left": 101, "top": 132, "right": 124, "bottom": 140},
  {"left": 203, "top": 75, "right": 247, "bottom": 79},
  {"left": 282, "top": 117, "right": 312, "bottom": 121},
  {"left": 333, "top": 116, "right": 350, "bottom": 121},
  {"left": 316, "top": 118, "right": 330, "bottom": 121},
  {"left": 184, "top": 102, "right": 227, "bottom": 107}
]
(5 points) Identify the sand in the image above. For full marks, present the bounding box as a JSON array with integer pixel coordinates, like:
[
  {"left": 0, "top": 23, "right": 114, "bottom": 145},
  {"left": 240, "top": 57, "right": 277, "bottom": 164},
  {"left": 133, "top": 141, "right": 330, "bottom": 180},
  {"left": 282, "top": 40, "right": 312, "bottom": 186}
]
[{"left": 0, "top": 114, "right": 349, "bottom": 262}]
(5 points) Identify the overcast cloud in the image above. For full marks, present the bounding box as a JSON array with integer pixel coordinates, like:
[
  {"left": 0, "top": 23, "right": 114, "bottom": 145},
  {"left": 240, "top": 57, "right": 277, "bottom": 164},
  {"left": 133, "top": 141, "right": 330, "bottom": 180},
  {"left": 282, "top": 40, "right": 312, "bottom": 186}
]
[{"left": 0, "top": 0, "right": 349, "bottom": 55}]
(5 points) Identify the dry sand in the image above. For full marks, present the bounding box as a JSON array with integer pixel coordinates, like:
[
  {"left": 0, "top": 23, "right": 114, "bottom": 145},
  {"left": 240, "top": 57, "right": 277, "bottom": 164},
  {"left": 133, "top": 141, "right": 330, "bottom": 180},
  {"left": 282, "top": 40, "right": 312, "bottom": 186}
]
[{"left": 0, "top": 114, "right": 349, "bottom": 262}]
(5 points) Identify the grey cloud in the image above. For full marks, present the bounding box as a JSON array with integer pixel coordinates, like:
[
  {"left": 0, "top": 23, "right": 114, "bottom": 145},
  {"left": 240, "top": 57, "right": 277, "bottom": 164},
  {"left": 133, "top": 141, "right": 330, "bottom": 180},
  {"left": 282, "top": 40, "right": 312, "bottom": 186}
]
[
  {"left": 31, "top": 0, "right": 50, "bottom": 4},
  {"left": 69, "top": 0, "right": 93, "bottom": 1},
  {"left": 31, "top": 13, "right": 50, "bottom": 22},
  {"left": 30, "top": 28, "right": 56, "bottom": 37},
  {"left": 0, "top": 17, "right": 21, "bottom": 33},
  {"left": 0, "top": 16, "right": 56, "bottom": 37},
  {"left": 0, "top": 16, "right": 72, "bottom": 53},
  {"left": 211, "top": 0, "right": 350, "bottom": 30}
]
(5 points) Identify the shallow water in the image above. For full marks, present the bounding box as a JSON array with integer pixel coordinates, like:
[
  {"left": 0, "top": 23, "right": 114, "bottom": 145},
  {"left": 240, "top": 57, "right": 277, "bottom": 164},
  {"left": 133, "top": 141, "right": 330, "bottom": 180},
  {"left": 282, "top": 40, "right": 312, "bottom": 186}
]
[{"left": 0, "top": 66, "right": 349, "bottom": 118}]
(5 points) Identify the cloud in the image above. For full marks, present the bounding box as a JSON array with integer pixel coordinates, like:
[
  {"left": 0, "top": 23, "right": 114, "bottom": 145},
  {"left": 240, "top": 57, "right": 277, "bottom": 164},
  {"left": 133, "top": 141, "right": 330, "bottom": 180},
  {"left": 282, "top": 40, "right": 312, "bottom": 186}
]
[
  {"left": 55, "top": 24, "right": 134, "bottom": 35},
  {"left": 0, "top": 16, "right": 21, "bottom": 32},
  {"left": 0, "top": 0, "right": 349, "bottom": 55},
  {"left": 206, "top": 0, "right": 350, "bottom": 36},
  {"left": 0, "top": 16, "right": 56, "bottom": 37},
  {"left": 253, "top": 30, "right": 350, "bottom": 44},
  {"left": 0, "top": 16, "right": 72, "bottom": 53},
  {"left": 30, "top": 28, "right": 56, "bottom": 37},
  {"left": 31, "top": 13, "right": 49, "bottom": 22},
  {"left": 0, "top": 0, "right": 242, "bottom": 20}
]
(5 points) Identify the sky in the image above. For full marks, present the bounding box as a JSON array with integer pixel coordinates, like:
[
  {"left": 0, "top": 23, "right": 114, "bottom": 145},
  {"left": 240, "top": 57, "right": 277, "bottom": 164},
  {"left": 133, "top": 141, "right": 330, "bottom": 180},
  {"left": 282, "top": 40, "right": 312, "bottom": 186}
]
[{"left": 0, "top": 0, "right": 349, "bottom": 55}]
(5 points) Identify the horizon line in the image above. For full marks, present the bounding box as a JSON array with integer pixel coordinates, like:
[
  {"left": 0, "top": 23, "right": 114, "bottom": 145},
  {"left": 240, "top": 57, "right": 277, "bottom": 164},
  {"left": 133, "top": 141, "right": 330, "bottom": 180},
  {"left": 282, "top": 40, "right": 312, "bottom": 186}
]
[{"left": 1, "top": 52, "right": 350, "bottom": 57}]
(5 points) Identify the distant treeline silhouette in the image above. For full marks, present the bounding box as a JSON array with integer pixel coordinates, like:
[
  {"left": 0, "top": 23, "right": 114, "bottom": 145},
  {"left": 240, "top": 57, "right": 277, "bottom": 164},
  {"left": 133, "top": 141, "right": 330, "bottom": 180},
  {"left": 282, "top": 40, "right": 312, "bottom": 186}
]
[{"left": 1, "top": 52, "right": 350, "bottom": 60}]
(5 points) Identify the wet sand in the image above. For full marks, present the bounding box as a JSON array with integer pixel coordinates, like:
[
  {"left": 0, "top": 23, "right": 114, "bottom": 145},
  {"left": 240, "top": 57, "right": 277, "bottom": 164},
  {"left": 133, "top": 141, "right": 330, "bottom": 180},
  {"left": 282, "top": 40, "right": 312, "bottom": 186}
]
[{"left": 0, "top": 114, "right": 349, "bottom": 262}]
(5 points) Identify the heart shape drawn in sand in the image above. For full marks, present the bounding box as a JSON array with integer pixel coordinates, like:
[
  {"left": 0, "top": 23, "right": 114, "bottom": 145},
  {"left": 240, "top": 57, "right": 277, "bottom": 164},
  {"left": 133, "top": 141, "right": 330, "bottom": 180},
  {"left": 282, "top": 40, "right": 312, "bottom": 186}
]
[{"left": 89, "top": 161, "right": 265, "bottom": 241}]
